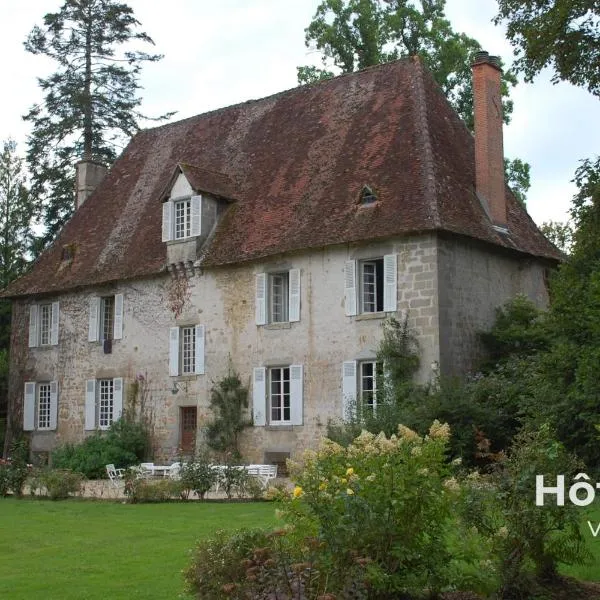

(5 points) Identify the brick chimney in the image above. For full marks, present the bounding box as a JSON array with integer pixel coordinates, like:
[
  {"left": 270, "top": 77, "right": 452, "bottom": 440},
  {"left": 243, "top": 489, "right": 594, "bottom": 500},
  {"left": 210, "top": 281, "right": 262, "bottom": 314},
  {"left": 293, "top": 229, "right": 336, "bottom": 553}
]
[
  {"left": 75, "top": 159, "right": 107, "bottom": 209},
  {"left": 472, "top": 51, "right": 506, "bottom": 228}
]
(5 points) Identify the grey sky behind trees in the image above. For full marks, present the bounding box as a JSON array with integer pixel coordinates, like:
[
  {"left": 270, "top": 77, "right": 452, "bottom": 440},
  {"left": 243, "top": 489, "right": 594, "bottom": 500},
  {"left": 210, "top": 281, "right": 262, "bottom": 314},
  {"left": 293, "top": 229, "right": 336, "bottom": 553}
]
[{"left": 1, "top": 0, "right": 598, "bottom": 226}]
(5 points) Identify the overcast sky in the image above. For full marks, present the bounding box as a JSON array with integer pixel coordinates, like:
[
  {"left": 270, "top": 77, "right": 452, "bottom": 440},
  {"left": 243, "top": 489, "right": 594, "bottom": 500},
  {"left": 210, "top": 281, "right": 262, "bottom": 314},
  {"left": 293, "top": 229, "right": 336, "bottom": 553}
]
[{"left": 1, "top": 0, "right": 598, "bottom": 227}]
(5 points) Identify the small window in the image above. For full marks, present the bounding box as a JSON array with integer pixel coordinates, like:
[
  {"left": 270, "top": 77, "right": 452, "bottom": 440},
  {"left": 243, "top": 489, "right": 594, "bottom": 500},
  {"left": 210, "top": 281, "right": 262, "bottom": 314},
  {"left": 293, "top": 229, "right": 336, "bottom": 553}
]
[
  {"left": 359, "top": 258, "right": 384, "bottom": 313},
  {"left": 269, "top": 272, "right": 289, "bottom": 323},
  {"left": 269, "top": 366, "right": 291, "bottom": 424},
  {"left": 100, "top": 296, "right": 115, "bottom": 341},
  {"left": 37, "top": 383, "right": 52, "bottom": 430},
  {"left": 174, "top": 199, "right": 191, "bottom": 240},
  {"left": 360, "top": 185, "right": 377, "bottom": 205},
  {"left": 98, "top": 379, "right": 114, "bottom": 430},
  {"left": 181, "top": 326, "right": 196, "bottom": 375},
  {"left": 359, "top": 361, "right": 383, "bottom": 410},
  {"left": 38, "top": 304, "right": 52, "bottom": 346}
]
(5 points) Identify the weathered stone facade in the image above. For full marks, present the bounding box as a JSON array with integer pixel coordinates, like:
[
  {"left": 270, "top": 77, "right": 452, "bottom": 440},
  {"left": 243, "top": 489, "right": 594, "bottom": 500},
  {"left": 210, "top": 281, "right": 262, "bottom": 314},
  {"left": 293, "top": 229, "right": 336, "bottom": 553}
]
[{"left": 12, "top": 232, "right": 549, "bottom": 463}]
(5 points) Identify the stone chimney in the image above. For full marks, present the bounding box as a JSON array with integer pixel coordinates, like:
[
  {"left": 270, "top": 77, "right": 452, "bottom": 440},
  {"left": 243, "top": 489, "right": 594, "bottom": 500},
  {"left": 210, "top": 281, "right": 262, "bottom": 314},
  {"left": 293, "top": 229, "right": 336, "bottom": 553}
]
[
  {"left": 75, "top": 160, "right": 107, "bottom": 209},
  {"left": 472, "top": 51, "right": 506, "bottom": 229}
]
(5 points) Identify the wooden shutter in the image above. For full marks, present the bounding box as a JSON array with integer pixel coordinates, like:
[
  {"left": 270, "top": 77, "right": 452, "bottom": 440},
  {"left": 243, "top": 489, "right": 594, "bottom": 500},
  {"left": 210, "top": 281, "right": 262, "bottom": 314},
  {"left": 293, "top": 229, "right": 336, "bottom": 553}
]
[
  {"left": 288, "top": 269, "right": 301, "bottom": 322},
  {"left": 252, "top": 367, "right": 266, "bottom": 426},
  {"left": 255, "top": 273, "right": 267, "bottom": 325},
  {"left": 113, "top": 294, "right": 124, "bottom": 340},
  {"left": 50, "top": 301, "right": 60, "bottom": 345},
  {"left": 162, "top": 202, "right": 172, "bottom": 242},
  {"left": 49, "top": 381, "right": 58, "bottom": 431},
  {"left": 85, "top": 379, "right": 96, "bottom": 430},
  {"left": 28, "top": 305, "right": 38, "bottom": 348},
  {"left": 88, "top": 297, "right": 100, "bottom": 342},
  {"left": 195, "top": 324, "right": 205, "bottom": 375},
  {"left": 344, "top": 261, "right": 357, "bottom": 316},
  {"left": 290, "top": 364, "right": 304, "bottom": 425},
  {"left": 23, "top": 382, "right": 36, "bottom": 431},
  {"left": 342, "top": 361, "right": 357, "bottom": 420},
  {"left": 191, "top": 195, "right": 202, "bottom": 236},
  {"left": 169, "top": 327, "right": 180, "bottom": 376},
  {"left": 383, "top": 254, "right": 398, "bottom": 312},
  {"left": 113, "top": 377, "right": 123, "bottom": 422}
]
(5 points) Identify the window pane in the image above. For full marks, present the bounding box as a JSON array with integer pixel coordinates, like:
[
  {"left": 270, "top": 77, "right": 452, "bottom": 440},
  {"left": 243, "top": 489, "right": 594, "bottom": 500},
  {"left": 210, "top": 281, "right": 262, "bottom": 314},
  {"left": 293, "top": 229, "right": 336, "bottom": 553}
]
[
  {"left": 269, "top": 272, "right": 289, "bottom": 323},
  {"left": 181, "top": 326, "right": 196, "bottom": 374},
  {"left": 38, "top": 383, "right": 51, "bottom": 429},
  {"left": 99, "top": 379, "right": 114, "bottom": 428},
  {"left": 360, "top": 362, "right": 380, "bottom": 409},
  {"left": 39, "top": 304, "right": 51, "bottom": 345},
  {"left": 270, "top": 367, "right": 290, "bottom": 423},
  {"left": 361, "top": 262, "right": 377, "bottom": 313},
  {"left": 175, "top": 199, "right": 191, "bottom": 239},
  {"left": 100, "top": 296, "right": 114, "bottom": 341}
]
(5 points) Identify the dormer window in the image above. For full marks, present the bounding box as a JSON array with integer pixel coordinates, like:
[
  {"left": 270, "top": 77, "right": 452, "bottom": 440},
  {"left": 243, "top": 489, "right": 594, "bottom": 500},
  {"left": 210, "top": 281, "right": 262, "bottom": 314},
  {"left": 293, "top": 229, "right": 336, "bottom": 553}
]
[
  {"left": 162, "top": 195, "right": 201, "bottom": 242},
  {"left": 174, "top": 198, "right": 192, "bottom": 239},
  {"left": 360, "top": 185, "right": 377, "bottom": 205}
]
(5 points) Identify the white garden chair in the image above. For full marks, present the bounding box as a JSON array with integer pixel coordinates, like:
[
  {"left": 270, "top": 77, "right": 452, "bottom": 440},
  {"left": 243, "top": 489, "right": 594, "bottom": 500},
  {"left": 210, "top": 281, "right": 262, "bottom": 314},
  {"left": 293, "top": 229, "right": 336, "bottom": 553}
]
[{"left": 105, "top": 463, "right": 125, "bottom": 487}]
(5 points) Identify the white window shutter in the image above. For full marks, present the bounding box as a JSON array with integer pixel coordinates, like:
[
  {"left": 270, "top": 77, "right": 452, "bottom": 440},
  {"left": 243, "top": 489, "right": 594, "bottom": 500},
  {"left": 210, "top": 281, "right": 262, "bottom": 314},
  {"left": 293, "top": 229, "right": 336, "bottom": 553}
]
[
  {"left": 113, "top": 293, "right": 124, "bottom": 340},
  {"left": 113, "top": 377, "right": 123, "bottom": 422},
  {"left": 288, "top": 269, "right": 301, "bottom": 322},
  {"left": 344, "top": 260, "right": 357, "bottom": 316},
  {"left": 342, "top": 361, "right": 357, "bottom": 420},
  {"left": 88, "top": 297, "right": 100, "bottom": 342},
  {"left": 169, "top": 327, "right": 180, "bottom": 376},
  {"left": 195, "top": 324, "right": 205, "bottom": 375},
  {"left": 28, "top": 305, "right": 38, "bottom": 348},
  {"left": 252, "top": 367, "right": 266, "bottom": 426},
  {"left": 290, "top": 364, "right": 304, "bottom": 426},
  {"left": 255, "top": 273, "right": 267, "bottom": 325},
  {"left": 162, "top": 202, "right": 172, "bottom": 242},
  {"left": 49, "top": 381, "right": 58, "bottom": 431},
  {"left": 85, "top": 380, "right": 96, "bottom": 430},
  {"left": 23, "top": 382, "right": 36, "bottom": 431},
  {"left": 50, "top": 301, "right": 60, "bottom": 345},
  {"left": 191, "top": 195, "right": 202, "bottom": 236},
  {"left": 383, "top": 254, "right": 398, "bottom": 312}
]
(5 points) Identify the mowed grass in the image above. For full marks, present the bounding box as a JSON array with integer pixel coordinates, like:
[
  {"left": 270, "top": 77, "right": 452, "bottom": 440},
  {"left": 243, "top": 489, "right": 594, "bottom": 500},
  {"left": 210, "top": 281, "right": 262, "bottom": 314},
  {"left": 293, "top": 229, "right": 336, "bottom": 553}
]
[{"left": 0, "top": 498, "right": 277, "bottom": 600}]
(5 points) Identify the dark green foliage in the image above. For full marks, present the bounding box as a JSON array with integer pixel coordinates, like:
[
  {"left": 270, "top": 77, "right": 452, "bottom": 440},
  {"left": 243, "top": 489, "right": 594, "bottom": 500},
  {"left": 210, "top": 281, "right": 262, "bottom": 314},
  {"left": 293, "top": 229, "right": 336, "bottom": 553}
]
[
  {"left": 504, "top": 156, "right": 531, "bottom": 206},
  {"left": 540, "top": 219, "right": 574, "bottom": 254},
  {"left": 206, "top": 371, "right": 249, "bottom": 458},
  {"left": 52, "top": 418, "right": 149, "bottom": 478},
  {"left": 29, "top": 469, "right": 84, "bottom": 500},
  {"left": 495, "top": 0, "right": 600, "bottom": 97},
  {"left": 377, "top": 314, "right": 420, "bottom": 391},
  {"left": 179, "top": 449, "right": 219, "bottom": 500},
  {"left": 1, "top": 439, "right": 30, "bottom": 496},
  {"left": 24, "top": 0, "right": 172, "bottom": 247}
]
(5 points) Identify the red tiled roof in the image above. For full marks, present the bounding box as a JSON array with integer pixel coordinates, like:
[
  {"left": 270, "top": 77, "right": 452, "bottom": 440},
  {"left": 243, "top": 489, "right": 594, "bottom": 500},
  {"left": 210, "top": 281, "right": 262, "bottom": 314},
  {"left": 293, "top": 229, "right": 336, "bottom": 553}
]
[{"left": 4, "top": 56, "right": 560, "bottom": 298}]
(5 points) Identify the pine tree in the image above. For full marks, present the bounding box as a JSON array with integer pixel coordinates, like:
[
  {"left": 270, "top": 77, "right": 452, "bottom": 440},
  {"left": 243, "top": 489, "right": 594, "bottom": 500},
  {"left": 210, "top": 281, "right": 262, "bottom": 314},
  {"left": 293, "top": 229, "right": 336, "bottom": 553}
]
[{"left": 24, "top": 0, "right": 173, "bottom": 248}]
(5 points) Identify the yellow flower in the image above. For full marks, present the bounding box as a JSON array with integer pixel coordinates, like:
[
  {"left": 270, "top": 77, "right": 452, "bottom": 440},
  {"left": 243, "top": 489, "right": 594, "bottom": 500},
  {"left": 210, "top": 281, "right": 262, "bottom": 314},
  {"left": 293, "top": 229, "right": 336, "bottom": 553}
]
[
  {"left": 346, "top": 488, "right": 354, "bottom": 495},
  {"left": 293, "top": 486, "right": 303, "bottom": 498},
  {"left": 340, "top": 478, "right": 347, "bottom": 485},
  {"left": 319, "top": 481, "right": 328, "bottom": 491},
  {"left": 346, "top": 467, "right": 354, "bottom": 476}
]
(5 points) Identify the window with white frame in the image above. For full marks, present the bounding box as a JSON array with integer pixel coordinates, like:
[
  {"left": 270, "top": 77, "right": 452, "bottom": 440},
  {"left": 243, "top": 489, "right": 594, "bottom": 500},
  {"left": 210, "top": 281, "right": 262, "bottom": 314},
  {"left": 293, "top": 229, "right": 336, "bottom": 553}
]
[
  {"left": 342, "top": 359, "right": 384, "bottom": 419},
  {"left": 344, "top": 254, "right": 397, "bottom": 316},
  {"left": 169, "top": 325, "right": 205, "bottom": 376},
  {"left": 85, "top": 378, "right": 123, "bottom": 431},
  {"left": 255, "top": 269, "right": 300, "bottom": 325},
  {"left": 88, "top": 294, "right": 123, "bottom": 342},
  {"left": 28, "top": 302, "right": 60, "bottom": 348},
  {"left": 162, "top": 195, "right": 202, "bottom": 242},
  {"left": 252, "top": 364, "right": 303, "bottom": 426},
  {"left": 23, "top": 381, "right": 58, "bottom": 431}
]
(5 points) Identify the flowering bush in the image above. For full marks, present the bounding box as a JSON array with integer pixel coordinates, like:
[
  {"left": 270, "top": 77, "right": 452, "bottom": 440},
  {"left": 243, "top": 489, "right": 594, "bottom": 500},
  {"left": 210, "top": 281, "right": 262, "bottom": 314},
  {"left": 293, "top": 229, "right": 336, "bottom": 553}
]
[{"left": 280, "top": 421, "right": 491, "bottom": 597}]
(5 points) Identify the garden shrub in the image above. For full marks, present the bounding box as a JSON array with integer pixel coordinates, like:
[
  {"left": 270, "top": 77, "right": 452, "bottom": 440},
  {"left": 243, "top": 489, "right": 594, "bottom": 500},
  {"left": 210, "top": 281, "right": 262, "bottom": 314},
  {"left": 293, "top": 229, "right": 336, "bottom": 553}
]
[
  {"left": 3, "top": 439, "right": 30, "bottom": 496},
  {"left": 124, "top": 476, "right": 181, "bottom": 503},
  {"left": 179, "top": 451, "right": 219, "bottom": 499},
  {"left": 219, "top": 459, "right": 251, "bottom": 500},
  {"left": 29, "top": 469, "right": 84, "bottom": 500},
  {"left": 52, "top": 418, "right": 150, "bottom": 478}
]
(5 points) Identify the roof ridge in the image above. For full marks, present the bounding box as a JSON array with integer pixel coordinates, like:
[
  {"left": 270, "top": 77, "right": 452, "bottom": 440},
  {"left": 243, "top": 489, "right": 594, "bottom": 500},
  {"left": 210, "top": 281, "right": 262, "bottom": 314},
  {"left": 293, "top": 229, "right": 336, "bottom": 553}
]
[{"left": 412, "top": 56, "right": 440, "bottom": 228}]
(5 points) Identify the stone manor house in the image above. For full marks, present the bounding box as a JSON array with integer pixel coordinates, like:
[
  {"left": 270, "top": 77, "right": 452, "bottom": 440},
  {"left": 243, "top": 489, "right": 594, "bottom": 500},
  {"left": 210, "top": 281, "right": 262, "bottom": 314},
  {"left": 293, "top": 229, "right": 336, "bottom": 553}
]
[{"left": 4, "top": 52, "right": 560, "bottom": 463}]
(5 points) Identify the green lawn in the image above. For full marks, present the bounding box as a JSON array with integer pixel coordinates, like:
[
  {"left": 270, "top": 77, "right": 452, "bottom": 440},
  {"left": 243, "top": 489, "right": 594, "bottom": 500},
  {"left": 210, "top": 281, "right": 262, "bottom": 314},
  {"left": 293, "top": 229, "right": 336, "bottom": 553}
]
[
  {"left": 561, "top": 504, "right": 600, "bottom": 582},
  {"left": 0, "top": 498, "right": 277, "bottom": 600}
]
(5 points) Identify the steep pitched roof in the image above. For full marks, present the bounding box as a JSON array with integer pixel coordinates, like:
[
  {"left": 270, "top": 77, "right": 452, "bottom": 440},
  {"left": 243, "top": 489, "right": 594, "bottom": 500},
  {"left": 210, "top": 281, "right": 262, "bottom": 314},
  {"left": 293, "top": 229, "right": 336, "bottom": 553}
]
[{"left": 5, "top": 56, "right": 560, "bottom": 298}]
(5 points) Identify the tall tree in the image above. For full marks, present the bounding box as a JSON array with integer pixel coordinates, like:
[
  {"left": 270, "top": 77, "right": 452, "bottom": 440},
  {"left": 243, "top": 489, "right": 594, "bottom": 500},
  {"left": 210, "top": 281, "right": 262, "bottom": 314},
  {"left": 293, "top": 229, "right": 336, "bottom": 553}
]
[
  {"left": 495, "top": 0, "right": 600, "bottom": 98},
  {"left": 24, "top": 0, "right": 173, "bottom": 248},
  {"left": 0, "top": 140, "right": 34, "bottom": 424},
  {"left": 299, "top": 0, "right": 529, "bottom": 202}
]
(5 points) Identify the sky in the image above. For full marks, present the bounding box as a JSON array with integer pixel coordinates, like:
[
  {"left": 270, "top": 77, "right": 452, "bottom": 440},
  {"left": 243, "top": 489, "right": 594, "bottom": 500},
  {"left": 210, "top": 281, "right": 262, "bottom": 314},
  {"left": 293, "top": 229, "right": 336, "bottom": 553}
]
[{"left": 1, "top": 0, "right": 598, "bottom": 227}]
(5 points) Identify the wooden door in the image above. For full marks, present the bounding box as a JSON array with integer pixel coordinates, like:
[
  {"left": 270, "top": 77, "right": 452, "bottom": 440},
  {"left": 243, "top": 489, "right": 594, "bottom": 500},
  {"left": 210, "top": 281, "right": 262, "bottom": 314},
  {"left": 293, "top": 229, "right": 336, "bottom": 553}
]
[{"left": 180, "top": 407, "right": 197, "bottom": 455}]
